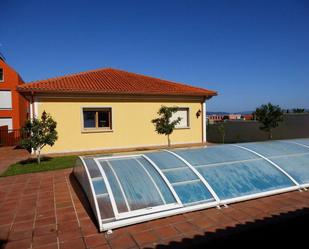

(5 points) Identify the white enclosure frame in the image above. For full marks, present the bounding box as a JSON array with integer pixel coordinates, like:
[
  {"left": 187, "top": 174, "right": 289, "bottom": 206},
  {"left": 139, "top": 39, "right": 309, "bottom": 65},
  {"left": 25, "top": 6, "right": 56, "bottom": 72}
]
[
  {"left": 74, "top": 139, "right": 309, "bottom": 232},
  {"left": 93, "top": 155, "right": 183, "bottom": 226},
  {"left": 163, "top": 149, "right": 221, "bottom": 205}
]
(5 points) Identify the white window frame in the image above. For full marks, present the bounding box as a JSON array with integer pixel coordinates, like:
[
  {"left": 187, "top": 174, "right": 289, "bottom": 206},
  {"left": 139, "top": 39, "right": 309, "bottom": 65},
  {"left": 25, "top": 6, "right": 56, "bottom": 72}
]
[
  {"left": 0, "top": 90, "right": 12, "bottom": 110},
  {"left": 81, "top": 107, "right": 113, "bottom": 133},
  {"left": 172, "top": 107, "right": 190, "bottom": 129}
]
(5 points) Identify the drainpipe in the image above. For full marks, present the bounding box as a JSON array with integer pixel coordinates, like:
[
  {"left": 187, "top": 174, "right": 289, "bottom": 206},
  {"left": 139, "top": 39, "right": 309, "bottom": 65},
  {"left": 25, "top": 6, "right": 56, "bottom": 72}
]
[
  {"left": 30, "top": 92, "right": 35, "bottom": 155},
  {"left": 30, "top": 93, "right": 34, "bottom": 121},
  {"left": 202, "top": 97, "right": 207, "bottom": 143}
]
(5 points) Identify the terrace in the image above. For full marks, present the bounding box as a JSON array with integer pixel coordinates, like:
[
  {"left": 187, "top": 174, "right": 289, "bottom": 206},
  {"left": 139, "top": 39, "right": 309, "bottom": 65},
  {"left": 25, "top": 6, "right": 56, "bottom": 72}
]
[
  {"left": 1, "top": 138, "right": 309, "bottom": 248},
  {"left": 1, "top": 168, "right": 309, "bottom": 249}
]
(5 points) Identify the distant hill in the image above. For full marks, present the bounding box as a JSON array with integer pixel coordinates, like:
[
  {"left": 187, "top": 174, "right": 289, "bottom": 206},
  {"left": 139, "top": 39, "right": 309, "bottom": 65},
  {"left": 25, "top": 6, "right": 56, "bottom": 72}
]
[
  {"left": 208, "top": 109, "right": 309, "bottom": 115},
  {"left": 207, "top": 111, "right": 254, "bottom": 115},
  {"left": 207, "top": 111, "right": 229, "bottom": 115}
]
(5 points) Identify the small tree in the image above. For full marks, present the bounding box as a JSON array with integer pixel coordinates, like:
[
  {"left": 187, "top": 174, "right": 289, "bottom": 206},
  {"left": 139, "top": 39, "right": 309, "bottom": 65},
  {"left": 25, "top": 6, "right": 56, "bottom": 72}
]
[
  {"left": 292, "top": 108, "right": 305, "bottom": 113},
  {"left": 218, "top": 123, "right": 225, "bottom": 144},
  {"left": 151, "top": 106, "right": 181, "bottom": 147},
  {"left": 21, "top": 111, "right": 58, "bottom": 164},
  {"left": 254, "top": 103, "right": 283, "bottom": 140}
]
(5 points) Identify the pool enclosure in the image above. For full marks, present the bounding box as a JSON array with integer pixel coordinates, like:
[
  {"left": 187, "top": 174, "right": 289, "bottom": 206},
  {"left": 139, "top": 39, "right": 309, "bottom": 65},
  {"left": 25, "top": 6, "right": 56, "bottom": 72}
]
[{"left": 73, "top": 138, "right": 309, "bottom": 231}]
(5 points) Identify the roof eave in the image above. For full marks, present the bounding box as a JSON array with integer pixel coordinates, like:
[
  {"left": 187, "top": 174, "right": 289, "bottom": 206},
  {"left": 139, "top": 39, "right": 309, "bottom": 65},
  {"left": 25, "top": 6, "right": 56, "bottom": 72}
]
[{"left": 17, "top": 89, "right": 217, "bottom": 98}]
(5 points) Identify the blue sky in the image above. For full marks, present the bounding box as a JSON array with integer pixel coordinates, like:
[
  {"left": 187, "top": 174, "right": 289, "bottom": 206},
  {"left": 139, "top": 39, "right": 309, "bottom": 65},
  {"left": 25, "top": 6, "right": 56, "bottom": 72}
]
[{"left": 1, "top": 0, "right": 308, "bottom": 112}]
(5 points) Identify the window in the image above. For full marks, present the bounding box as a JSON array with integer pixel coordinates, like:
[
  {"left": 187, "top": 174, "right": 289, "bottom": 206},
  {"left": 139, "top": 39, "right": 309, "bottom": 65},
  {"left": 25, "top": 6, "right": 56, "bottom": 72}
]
[
  {"left": 171, "top": 108, "right": 189, "bottom": 128},
  {"left": 0, "top": 118, "right": 13, "bottom": 129},
  {"left": 0, "top": 91, "right": 12, "bottom": 109},
  {"left": 82, "top": 108, "right": 112, "bottom": 131},
  {"left": 0, "top": 68, "right": 3, "bottom": 82}
]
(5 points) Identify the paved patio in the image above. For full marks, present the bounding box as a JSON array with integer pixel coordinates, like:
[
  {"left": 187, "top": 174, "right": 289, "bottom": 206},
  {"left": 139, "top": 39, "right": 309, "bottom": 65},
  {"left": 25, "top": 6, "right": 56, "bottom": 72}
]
[
  {"left": 0, "top": 147, "right": 29, "bottom": 174},
  {"left": 1, "top": 168, "right": 309, "bottom": 249}
]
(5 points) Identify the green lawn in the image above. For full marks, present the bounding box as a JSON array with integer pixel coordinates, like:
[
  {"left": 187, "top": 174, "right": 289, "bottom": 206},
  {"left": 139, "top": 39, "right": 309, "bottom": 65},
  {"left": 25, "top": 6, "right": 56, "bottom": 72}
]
[{"left": 1, "top": 155, "right": 78, "bottom": 177}]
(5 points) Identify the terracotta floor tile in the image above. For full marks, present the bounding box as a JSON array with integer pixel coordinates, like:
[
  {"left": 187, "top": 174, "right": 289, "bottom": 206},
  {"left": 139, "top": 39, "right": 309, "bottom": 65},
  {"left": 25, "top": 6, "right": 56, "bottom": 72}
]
[
  {"left": 164, "top": 214, "right": 187, "bottom": 224},
  {"left": 35, "top": 217, "right": 56, "bottom": 227},
  {"left": 8, "top": 229, "right": 33, "bottom": 241},
  {"left": 0, "top": 216, "right": 15, "bottom": 226},
  {"left": 91, "top": 244, "right": 111, "bottom": 249},
  {"left": 108, "top": 234, "right": 137, "bottom": 249},
  {"left": 153, "top": 225, "right": 180, "bottom": 239},
  {"left": 145, "top": 218, "right": 171, "bottom": 228},
  {"left": 1, "top": 165, "right": 309, "bottom": 249},
  {"left": 12, "top": 221, "right": 34, "bottom": 232},
  {"left": 36, "top": 210, "right": 55, "bottom": 219},
  {"left": 56, "top": 202, "right": 72, "bottom": 209},
  {"left": 81, "top": 224, "right": 98, "bottom": 237},
  {"left": 32, "top": 242, "right": 58, "bottom": 249},
  {"left": 56, "top": 212, "right": 77, "bottom": 223},
  {"left": 124, "top": 222, "right": 150, "bottom": 234},
  {"left": 59, "top": 237, "right": 86, "bottom": 249},
  {"left": 84, "top": 234, "right": 107, "bottom": 248},
  {"left": 4, "top": 238, "right": 32, "bottom": 249},
  {"left": 14, "top": 214, "right": 35, "bottom": 223},
  {"left": 33, "top": 225, "right": 57, "bottom": 237},
  {"left": 57, "top": 221, "right": 80, "bottom": 233},
  {"left": 190, "top": 214, "right": 219, "bottom": 230},
  {"left": 32, "top": 234, "right": 58, "bottom": 248},
  {"left": 173, "top": 221, "right": 202, "bottom": 235},
  {"left": 58, "top": 229, "right": 83, "bottom": 242},
  {"left": 132, "top": 230, "right": 159, "bottom": 247}
]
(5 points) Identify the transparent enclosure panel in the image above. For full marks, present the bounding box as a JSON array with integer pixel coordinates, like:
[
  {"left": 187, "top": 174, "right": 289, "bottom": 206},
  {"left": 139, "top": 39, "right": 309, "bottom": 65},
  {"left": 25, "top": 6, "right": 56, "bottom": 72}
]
[
  {"left": 290, "top": 139, "right": 309, "bottom": 147},
  {"left": 97, "top": 195, "right": 114, "bottom": 219},
  {"left": 136, "top": 157, "right": 176, "bottom": 204},
  {"left": 73, "top": 158, "right": 115, "bottom": 221},
  {"left": 74, "top": 158, "right": 91, "bottom": 197},
  {"left": 196, "top": 159, "right": 295, "bottom": 200},
  {"left": 102, "top": 157, "right": 177, "bottom": 211},
  {"left": 147, "top": 152, "right": 216, "bottom": 205},
  {"left": 270, "top": 154, "right": 309, "bottom": 184},
  {"left": 83, "top": 158, "right": 102, "bottom": 178},
  {"left": 164, "top": 168, "right": 198, "bottom": 184},
  {"left": 241, "top": 141, "right": 309, "bottom": 157},
  {"left": 174, "top": 145, "right": 259, "bottom": 166},
  {"left": 173, "top": 181, "right": 214, "bottom": 204},
  {"left": 109, "top": 158, "right": 165, "bottom": 210},
  {"left": 146, "top": 151, "right": 187, "bottom": 169},
  {"left": 92, "top": 178, "right": 107, "bottom": 195},
  {"left": 100, "top": 161, "right": 129, "bottom": 213}
]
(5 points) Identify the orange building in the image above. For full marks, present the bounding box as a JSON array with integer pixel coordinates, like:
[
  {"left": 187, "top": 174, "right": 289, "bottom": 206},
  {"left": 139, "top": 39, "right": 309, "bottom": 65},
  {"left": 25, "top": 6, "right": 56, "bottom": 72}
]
[{"left": 0, "top": 57, "right": 29, "bottom": 130}]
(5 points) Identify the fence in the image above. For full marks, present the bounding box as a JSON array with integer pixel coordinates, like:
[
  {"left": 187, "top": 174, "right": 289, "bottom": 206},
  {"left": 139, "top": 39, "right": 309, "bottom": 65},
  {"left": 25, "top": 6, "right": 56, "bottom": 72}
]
[
  {"left": 0, "top": 126, "right": 25, "bottom": 147},
  {"left": 207, "top": 113, "right": 309, "bottom": 143}
]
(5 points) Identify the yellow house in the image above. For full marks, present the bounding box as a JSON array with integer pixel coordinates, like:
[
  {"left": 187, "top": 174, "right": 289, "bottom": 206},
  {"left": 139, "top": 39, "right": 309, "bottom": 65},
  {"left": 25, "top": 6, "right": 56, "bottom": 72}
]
[{"left": 17, "top": 68, "right": 217, "bottom": 154}]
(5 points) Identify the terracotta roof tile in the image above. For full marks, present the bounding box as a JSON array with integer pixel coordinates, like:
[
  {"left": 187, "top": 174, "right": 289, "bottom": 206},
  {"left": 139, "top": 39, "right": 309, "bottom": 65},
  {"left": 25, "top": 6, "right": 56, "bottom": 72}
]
[{"left": 17, "top": 68, "right": 217, "bottom": 97}]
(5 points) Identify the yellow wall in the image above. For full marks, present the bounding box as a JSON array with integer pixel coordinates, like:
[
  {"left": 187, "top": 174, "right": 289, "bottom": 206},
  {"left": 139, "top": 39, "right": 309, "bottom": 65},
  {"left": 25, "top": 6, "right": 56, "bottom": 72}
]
[{"left": 37, "top": 97, "right": 203, "bottom": 154}]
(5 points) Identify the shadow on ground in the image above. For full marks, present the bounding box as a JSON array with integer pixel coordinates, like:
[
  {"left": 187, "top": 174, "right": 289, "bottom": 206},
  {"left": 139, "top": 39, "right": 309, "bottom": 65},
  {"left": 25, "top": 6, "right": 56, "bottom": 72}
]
[
  {"left": 0, "top": 240, "right": 7, "bottom": 249},
  {"left": 68, "top": 170, "right": 309, "bottom": 248},
  {"left": 69, "top": 172, "right": 98, "bottom": 224},
  {"left": 155, "top": 207, "right": 309, "bottom": 248},
  {"left": 18, "top": 156, "right": 52, "bottom": 165}
]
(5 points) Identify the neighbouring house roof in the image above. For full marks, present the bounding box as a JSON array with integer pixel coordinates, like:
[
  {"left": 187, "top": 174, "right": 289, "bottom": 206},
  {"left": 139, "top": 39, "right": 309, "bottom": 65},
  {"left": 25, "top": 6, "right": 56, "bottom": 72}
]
[{"left": 17, "top": 68, "right": 217, "bottom": 97}]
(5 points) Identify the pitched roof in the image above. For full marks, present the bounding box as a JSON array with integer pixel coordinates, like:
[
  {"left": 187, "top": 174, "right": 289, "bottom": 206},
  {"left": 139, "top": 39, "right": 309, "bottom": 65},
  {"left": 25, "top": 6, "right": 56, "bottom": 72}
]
[{"left": 17, "top": 68, "right": 217, "bottom": 97}]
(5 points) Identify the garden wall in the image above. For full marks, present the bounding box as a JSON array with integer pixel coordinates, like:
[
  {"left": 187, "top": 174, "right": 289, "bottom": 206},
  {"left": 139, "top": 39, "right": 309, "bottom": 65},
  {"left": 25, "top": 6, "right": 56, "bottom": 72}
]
[{"left": 207, "top": 114, "right": 309, "bottom": 143}]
